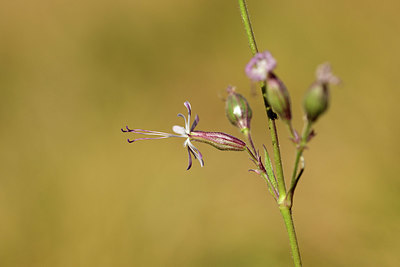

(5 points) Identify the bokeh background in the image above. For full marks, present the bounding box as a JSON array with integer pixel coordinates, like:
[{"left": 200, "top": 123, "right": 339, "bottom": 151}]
[{"left": 1, "top": 0, "right": 399, "bottom": 266}]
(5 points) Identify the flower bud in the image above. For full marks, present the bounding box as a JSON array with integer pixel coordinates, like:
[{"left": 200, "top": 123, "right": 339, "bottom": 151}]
[
  {"left": 190, "top": 131, "right": 246, "bottom": 151},
  {"left": 303, "top": 82, "right": 329, "bottom": 122},
  {"left": 265, "top": 73, "right": 292, "bottom": 121},
  {"left": 225, "top": 86, "right": 252, "bottom": 133},
  {"left": 303, "top": 63, "right": 339, "bottom": 122}
]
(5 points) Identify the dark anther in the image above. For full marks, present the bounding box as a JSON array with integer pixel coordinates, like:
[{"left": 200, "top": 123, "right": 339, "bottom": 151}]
[{"left": 127, "top": 139, "right": 134, "bottom": 143}]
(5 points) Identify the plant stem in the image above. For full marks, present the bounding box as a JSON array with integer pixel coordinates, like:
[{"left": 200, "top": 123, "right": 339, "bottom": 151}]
[
  {"left": 287, "top": 120, "right": 312, "bottom": 205},
  {"left": 280, "top": 206, "right": 302, "bottom": 267},
  {"left": 238, "top": 1, "right": 302, "bottom": 266},
  {"left": 269, "top": 118, "right": 286, "bottom": 201},
  {"left": 238, "top": 0, "right": 286, "bottom": 199},
  {"left": 238, "top": 0, "right": 258, "bottom": 54}
]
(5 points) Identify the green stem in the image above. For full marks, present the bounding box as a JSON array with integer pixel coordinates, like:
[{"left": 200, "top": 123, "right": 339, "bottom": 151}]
[
  {"left": 238, "top": 0, "right": 258, "bottom": 54},
  {"left": 269, "top": 118, "right": 286, "bottom": 201},
  {"left": 280, "top": 206, "right": 302, "bottom": 267},
  {"left": 238, "top": 1, "right": 302, "bottom": 266},
  {"left": 238, "top": 0, "right": 286, "bottom": 200},
  {"left": 287, "top": 120, "right": 312, "bottom": 205}
]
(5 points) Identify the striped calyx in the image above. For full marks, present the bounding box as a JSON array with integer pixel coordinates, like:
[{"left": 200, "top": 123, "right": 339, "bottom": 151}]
[
  {"left": 225, "top": 86, "right": 252, "bottom": 132},
  {"left": 190, "top": 131, "right": 246, "bottom": 151},
  {"left": 266, "top": 73, "right": 292, "bottom": 121}
]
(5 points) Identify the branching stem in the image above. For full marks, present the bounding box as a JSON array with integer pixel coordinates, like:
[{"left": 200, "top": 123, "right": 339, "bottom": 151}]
[{"left": 238, "top": 1, "right": 302, "bottom": 266}]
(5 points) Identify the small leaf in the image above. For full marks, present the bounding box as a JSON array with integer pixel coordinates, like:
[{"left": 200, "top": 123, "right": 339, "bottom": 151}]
[{"left": 263, "top": 145, "right": 277, "bottom": 190}]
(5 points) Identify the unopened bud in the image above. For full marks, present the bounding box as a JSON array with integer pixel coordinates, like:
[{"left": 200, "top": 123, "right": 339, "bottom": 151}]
[
  {"left": 225, "top": 86, "right": 252, "bottom": 133},
  {"left": 190, "top": 131, "right": 246, "bottom": 151},
  {"left": 303, "top": 82, "right": 329, "bottom": 122},
  {"left": 266, "top": 73, "right": 292, "bottom": 121},
  {"left": 303, "top": 63, "right": 339, "bottom": 122}
]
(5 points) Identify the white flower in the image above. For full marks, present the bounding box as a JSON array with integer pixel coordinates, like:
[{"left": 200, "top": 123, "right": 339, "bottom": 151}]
[{"left": 122, "top": 101, "right": 203, "bottom": 170}]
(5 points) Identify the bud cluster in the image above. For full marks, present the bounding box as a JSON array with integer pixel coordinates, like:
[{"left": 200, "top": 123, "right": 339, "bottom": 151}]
[{"left": 244, "top": 51, "right": 338, "bottom": 127}]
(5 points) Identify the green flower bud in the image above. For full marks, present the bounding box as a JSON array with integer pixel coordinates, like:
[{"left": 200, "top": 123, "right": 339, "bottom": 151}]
[
  {"left": 303, "top": 82, "right": 329, "bottom": 122},
  {"left": 225, "top": 86, "right": 252, "bottom": 133},
  {"left": 265, "top": 73, "right": 292, "bottom": 121},
  {"left": 303, "top": 63, "right": 339, "bottom": 122}
]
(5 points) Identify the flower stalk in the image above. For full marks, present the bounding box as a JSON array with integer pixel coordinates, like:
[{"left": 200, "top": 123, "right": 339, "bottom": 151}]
[{"left": 238, "top": 0, "right": 302, "bottom": 266}]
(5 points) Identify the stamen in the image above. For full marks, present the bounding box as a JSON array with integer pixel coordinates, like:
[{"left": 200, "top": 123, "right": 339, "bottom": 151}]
[
  {"left": 126, "top": 136, "right": 172, "bottom": 143},
  {"left": 122, "top": 126, "right": 182, "bottom": 144}
]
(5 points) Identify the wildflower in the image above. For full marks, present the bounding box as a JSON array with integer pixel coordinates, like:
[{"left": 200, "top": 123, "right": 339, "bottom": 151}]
[
  {"left": 122, "top": 101, "right": 246, "bottom": 170},
  {"left": 245, "top": 50, "right": 277, "bottom": 82}
]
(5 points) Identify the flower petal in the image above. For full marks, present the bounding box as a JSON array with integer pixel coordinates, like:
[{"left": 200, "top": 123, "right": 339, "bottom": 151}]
[
  {"left": 245, "top": 50, "right": 277, "bottom": 82},
  {"left": 184, "top": 101, "right": 192, "bottom": 117},
  {"left": 177, "top": 113, "right": 187, "bottom": 128},
  {"left": 187, "top": 140, "right": 204, "bottom": 167},
  {"left": 186, "top": 147, "right": 193, "bottom": 170},
  {"left": 190, "top": 114, "right": 199, "bottom": 132},
  {"left": 316, "top": 62, "right": 340, "bottom": 85},
  {"left": 172, "top": 125, "right": 186, "bottom": 135},
  {"left": 183, "top": 101, "right": 192, "bottom": 131}
]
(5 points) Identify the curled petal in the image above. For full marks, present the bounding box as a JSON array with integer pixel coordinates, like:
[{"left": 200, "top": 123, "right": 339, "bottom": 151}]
[
  {"left": 190, "top": 114, "right": 199, "bottom": 132},
  {"left": 184, "top": 101, "right": 192, "bottom": 116},
  {"left": 184, "top": 101, "right": 192, "bottom": 130},
  {"left": 177, "top": 113, "right": 187, "bottom": 128},
  {"left": 186, "top": 147, "right": 193, "bottom": 170},
  {"left": 187, "top": 140, "right": 204, "bottom": 167}
]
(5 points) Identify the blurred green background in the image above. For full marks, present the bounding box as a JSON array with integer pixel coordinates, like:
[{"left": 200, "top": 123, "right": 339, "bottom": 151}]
[{"left": 1, "top": 0, "right": 399, "bottom": 266}]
